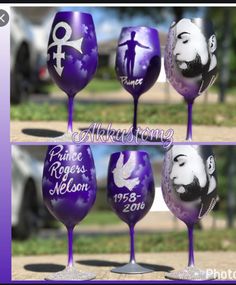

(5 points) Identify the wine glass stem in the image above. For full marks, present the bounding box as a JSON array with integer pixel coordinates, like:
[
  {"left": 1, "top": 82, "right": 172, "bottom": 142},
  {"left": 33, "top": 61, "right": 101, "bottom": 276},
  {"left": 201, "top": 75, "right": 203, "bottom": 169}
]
[
  {"left": 129, "top": 225, "right": 136, "bottom": 264},
  {"left": 67, "top": 226, "right": 74, "bottom": 267},
  {"left": 187, "top": 224, "right": 195, "bottom": 267},
  {"left": 132, "top": 98, "right": 139, "bottom": 135},
  {"left": 186, "top": 101, "right": 193, "bottom": 141},
  {"left": 67, "top": 96, "right": 74, "bottom": 133}
]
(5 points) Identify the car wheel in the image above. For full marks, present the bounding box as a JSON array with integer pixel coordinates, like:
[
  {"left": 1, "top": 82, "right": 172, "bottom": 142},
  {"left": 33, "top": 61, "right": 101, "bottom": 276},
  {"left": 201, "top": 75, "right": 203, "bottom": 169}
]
[{"left": 12, "top": 180, "right": 40, "bottom": 240}]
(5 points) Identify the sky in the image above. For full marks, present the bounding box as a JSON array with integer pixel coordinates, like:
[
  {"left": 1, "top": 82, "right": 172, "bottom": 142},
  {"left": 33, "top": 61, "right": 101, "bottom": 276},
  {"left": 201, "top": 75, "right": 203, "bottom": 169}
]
[
  {"left": 14, "top": 6, "right": 206, "bottom": 45},
  {"left": 57, "top": 6, "right": 205, "bottom": 43}
]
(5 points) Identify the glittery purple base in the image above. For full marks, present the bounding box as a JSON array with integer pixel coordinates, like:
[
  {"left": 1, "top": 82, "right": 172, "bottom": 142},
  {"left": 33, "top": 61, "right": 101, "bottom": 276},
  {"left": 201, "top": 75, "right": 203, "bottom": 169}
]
[
  {"left": 165, "top": 266, "right": 217, "bottom": 281},
  {"left": 45, "top": 266, "right": 96, "bottom": 281}
]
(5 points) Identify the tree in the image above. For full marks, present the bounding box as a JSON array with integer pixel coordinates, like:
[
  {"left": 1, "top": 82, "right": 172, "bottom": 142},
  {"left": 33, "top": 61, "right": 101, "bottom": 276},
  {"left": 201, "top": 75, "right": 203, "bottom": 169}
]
[
  {"left": 206, "top": 7, "right": 233, "bottom": 103},
  {"left": 107, "top": 6, "right": 236, "bottom": 103}
]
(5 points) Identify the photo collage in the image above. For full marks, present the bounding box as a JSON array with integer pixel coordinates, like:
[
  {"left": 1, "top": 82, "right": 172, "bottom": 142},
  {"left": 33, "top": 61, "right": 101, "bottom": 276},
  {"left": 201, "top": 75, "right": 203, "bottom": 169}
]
[{"left": 0, "top": 3, "right": 236, "bottom": 284}]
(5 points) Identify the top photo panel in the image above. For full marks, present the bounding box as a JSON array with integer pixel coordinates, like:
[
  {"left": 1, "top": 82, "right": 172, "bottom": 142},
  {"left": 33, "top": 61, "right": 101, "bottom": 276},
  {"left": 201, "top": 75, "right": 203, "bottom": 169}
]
[{"left": 10, "top": 6, "right": 236, "bottom": 145}]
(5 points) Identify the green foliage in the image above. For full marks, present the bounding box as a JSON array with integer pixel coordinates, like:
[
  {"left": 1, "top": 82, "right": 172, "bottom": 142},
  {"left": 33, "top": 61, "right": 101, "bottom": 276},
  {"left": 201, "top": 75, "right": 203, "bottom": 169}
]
[
  {"left": 12, "top": 228, "right": 236, "bottom": 256},
  {"left": 207, "top": 7, "right": 236, "bottom": 88},
  {"left": 41, "top": 79, "right": 121, "bottom": 94},
  {"left": 95, "top": 66, "right": 117, "bottom": 80},
  {"left": 83, "top": 210, "right": 120, "bottom": 225},
  {"left": 10, "top": 101, "right": 236, "bottom": 127},
  {"left": 93, "top": 187, "right": 111, "bottom": 211},
  {"left": 213, "top": 146, "right": 236, "bottom": 212},
  {"left": 86, "top": 78, "right": 121, "bottom": 92},
  {"left": 108, "top": 6, "right": 236, "bottom": 101},
  {"left": 44, "top": 210, "right": 120, "bottom": 227}
]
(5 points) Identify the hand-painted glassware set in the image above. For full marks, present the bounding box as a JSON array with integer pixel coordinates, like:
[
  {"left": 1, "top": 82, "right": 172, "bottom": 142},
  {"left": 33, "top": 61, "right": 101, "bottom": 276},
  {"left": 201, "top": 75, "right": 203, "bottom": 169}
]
[
  {"left": 42, "top": 144, "right": 218, "bottom": 281},
  {"left": 47, "top": 11, "right": 218, "bottom": 142}
]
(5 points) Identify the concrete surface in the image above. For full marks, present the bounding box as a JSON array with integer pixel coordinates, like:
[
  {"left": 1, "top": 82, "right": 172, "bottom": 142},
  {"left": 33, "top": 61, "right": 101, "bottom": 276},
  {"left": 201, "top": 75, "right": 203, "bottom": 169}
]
[
  {"left": 10, "top": 121, "right": 236, "bottom": 143},
  {"left": 12, "top": 252, "right": 236, "bottom": 281}
]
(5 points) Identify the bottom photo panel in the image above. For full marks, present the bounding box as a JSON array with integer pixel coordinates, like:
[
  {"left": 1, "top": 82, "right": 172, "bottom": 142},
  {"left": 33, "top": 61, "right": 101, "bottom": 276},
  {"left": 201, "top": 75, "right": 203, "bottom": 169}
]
[{"left": 11, "top": 144, "right": 236, "bottom": 282}]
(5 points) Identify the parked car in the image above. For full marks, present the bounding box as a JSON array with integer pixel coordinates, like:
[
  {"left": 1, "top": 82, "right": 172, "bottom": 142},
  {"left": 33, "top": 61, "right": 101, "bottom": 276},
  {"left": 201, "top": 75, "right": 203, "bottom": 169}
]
[
  {"left": 10, "top": 9, "right": 38, "bottom": 104},
  {"left": 10, "top": 8, "right": 52, "bottom": 104},
  {"left": 31, "top": 23, "right": 51, "bottom": 93},
  {"left": 12, "top": 145, "right": 51, "bottom": 239}
]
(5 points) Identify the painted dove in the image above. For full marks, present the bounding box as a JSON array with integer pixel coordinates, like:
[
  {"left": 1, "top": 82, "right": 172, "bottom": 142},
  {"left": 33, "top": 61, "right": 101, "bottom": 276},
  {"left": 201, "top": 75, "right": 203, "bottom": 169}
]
[{"left": 112, "top": 152, "right": 140, "bottom": 191}]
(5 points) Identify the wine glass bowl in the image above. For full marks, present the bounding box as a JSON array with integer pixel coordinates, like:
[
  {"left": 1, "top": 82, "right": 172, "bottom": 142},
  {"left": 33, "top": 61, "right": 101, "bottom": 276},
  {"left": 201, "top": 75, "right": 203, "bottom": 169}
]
[
  {"left": 42, "top": 144, "right": 97, "bottom": 280},
  {"left": 47, "top": 11, "right": 98, "bottom": 138},
  {"left": 161, "top": 144, "right": 218, "bottom": 280},
  {"left": 115, "top": 27, "right": 161, "bottom": 135},
  {"left": 164, "top": 18, "right": 217, "bottom": 140},
  {"left": 107, "top": 150, "right": 155, "bottom": 273}
]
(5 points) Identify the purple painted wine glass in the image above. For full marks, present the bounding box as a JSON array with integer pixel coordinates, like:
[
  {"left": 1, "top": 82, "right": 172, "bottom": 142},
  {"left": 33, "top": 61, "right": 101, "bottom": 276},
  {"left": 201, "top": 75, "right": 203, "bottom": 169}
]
[
  {"left": 47, "top": 11, "right": 98, "bottom": 141},
  {"left": 42, "top": 144, "right": 97, "bottom": 280},
  {"left": 164, "top": 18, "right": 217, "bottom": 141},
  {"left": 115, "top": 27, "right": 161, "bottom": 137},
  {"left": 161, "top": 145, "right": 217, "bottom": 280},
  {"left": 107, "top": 150, "right": 155, "bottom": 273}
]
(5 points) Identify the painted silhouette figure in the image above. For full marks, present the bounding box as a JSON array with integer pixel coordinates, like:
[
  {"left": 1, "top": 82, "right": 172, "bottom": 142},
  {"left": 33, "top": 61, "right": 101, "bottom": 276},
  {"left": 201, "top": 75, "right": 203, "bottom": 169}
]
[{"left": 119, "top": 31, "right": 150, "bottom": 78}]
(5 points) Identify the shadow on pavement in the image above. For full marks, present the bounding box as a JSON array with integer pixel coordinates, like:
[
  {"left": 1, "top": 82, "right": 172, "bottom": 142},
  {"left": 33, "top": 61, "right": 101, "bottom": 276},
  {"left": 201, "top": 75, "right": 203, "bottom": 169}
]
[
  {"left": 77, "top": 259, "right": 124, "bottom": 267},
  {"left": 24, "top": 263, "right": 65, "bottom": 273},
  {"left": 77, "top": 260, "right": 174, "bottom": 272},
  {"left": 22, "top": 129, "right": 64, "bottom": 138},
  {"left": 144, "top": 264, "right": 174, "bottom": 272}
]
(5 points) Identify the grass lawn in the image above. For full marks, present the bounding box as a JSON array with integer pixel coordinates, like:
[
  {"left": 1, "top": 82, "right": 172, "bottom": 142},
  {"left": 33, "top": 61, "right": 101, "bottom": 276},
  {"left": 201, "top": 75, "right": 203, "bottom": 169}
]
[
  {"left": 82, "top": 210, "right": 120, "bottom": 225},
  {"left": 85, "top": 79, "right": 121, "bottom": 93},
  {"left": 12, "top": 228, "right": 236, "bottom": 256},
  {"left": 11, "top": 101, "right": 236, "bottom": 127},
  {"left": 41, "top": 210, "right": 121, "bottom": 229},
  {"left": 41, "top": 79, "right": 121, "bottom": 94}
]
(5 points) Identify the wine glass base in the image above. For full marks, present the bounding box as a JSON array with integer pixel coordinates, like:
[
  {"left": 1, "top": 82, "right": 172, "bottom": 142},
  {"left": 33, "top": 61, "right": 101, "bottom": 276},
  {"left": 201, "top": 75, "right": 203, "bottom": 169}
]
[
  {"left": 48, "top": 132, "right": 73, "bottom": 142},
  {"left": 45, "top": 266, "right": 96, "bottom": 281},
  {"left": 111, "top": 262, "right": 153, "bottom": 274},
  {"left": 165, "top": 266, "right": 217, "bottom": 280}
]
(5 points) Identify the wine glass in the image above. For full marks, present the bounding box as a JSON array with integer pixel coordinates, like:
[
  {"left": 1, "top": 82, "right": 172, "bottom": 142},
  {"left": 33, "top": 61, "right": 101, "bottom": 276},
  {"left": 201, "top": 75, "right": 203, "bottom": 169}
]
[
  {"left": 164, "top": 18, "right": 217, "bottom": 141},
  {"left": 107, "top": 150, "right": 155, "bottom": 273},
  {"left": 161, "top": 145, "right": 218, "bottom": 280},
  {"left": 42, "top": 144, "right": 97, "bottom": 280},
  {"left": 47, "top": 11, "right": 98, "bottom": 141},
  {"left": 115, "top": 27, "right": 161, "bottom": 138}
]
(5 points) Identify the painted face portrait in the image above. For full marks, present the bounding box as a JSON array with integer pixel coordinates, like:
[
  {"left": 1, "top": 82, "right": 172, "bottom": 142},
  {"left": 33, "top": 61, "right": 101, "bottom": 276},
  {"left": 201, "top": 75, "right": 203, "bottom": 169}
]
[
  {"left": 173, "top": 19, "right": 217, "bottom": 79},
  {"left": 162, "top": 145, "right": 218, "bottom": 224},
  {"left": 164, "top": 18, "right": 218, "bottom": 100},
  {"left": 170, "top": 145, "right": 217, "bottom": 203}
]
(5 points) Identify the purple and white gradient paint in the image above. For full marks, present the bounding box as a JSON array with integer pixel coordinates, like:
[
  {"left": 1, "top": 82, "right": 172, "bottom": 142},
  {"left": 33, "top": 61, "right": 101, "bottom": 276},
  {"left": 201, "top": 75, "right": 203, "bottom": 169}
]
[
  {"left": 162, "top": 145, "right": 217, "bottom": 279},
  {"left": 107, "top": 150, "right": 155, "bottom": 273},
  {"left": 115, "top": 27, "right": 161, "bottom": 135},
  {"left": 164, "top": 18, "right": 217, "bottom": 140},
  {"left": 47, "top": 11, "right": 98, "bottom": 133},
  {"left": 42, "top": 144, "right": 97, "bottom": 273}
]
